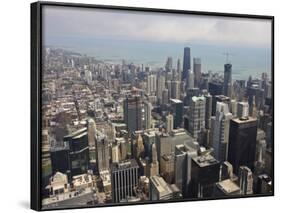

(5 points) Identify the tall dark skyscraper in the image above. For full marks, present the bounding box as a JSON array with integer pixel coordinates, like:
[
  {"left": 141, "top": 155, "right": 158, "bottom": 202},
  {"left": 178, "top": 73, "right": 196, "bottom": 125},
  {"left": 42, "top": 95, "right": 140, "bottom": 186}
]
[
  {"left": 170, "top": 99, "right": 183, "bottom": 129},
  {"left": 182, "top": 47, "right": 191, "bottom": 81},
  {"left": 228, "top": 117, "right": 258, "bottom": 174},
  {"left": 223, "top": 63, "right": 232, "bottom": 98},
  {"left": 204, "top": 93, "right": 212, "bottom": 129},
  {"left": 123, "top": 95, "right": 143, "bottom": 134},
  {"left": 209, "top": 81, "right": 223, "bottom": 97},
  {"left": 62, "top": 127, "right": 89, "bottom": 176},
  {"left": 111, "top": 159, "right": 139, "bottom": 203},
  {"left": 190, "top": 154, "right": 220, "bottom": 198}
]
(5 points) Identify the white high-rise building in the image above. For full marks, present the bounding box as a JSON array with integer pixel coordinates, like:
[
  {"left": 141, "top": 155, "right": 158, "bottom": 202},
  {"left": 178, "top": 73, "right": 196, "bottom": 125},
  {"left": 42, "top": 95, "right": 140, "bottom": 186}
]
[
  {"left": 189, "top": 96, "right": 206, "bottom": 139},
  {"left": 111, "top": 144, "right": 120, "bottom": 163},
  {"left": 157, "top": 75, "right": 166, "bottom": 103},
  {"left": 212, "top": 102, "right": 233, "bottom": 162},
  {"left": 239, "top": 166, "right": 253, "bottom": 195},
  {"left": 237, "top": 102, "right": 249, "bottom": 119},
  {"left": 230, "top": 99, "right": 237, "bottom": 117},
  {"left": 87, "top": 118, "right": 96, "bottom": 147},
  {"left": 144, "top": 101, "right": 152, "bottom": 130},
  {"left": 165, "top": 114, "right": 174, "bottom": 133},
  {"left": 85, "top": 70, "right": 92, "bottom": 85},
  {"left": 149, "top": 143, "right": 159, "bottom": 177},
  {"left": 147, "top": 74, "right": 157, "bottom": 95}
]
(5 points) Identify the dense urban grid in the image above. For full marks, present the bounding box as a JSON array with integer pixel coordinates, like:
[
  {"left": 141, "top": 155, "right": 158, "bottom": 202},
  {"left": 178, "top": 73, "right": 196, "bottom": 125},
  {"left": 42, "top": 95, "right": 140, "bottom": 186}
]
[{"left": 41, "top": 46, "right": 273, "bottom": 209}]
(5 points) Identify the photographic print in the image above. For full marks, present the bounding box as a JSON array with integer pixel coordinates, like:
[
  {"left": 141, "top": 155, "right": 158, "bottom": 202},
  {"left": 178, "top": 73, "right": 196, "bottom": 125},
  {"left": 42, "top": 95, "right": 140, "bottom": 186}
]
[{"left": 31, "top": 2, "right": 274, "bottom": 211}]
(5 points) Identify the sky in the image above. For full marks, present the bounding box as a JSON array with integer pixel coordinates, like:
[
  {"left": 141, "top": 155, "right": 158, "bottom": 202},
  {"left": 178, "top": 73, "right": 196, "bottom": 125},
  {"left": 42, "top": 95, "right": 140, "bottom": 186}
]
[{"left": 42, "top": 5, "right": 272, "bottom": 48}]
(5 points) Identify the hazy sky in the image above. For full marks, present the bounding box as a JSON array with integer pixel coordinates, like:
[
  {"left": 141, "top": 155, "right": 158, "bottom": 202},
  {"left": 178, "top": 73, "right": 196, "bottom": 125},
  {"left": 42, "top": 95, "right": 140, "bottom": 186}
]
[{"left": 42, "top": 5, "right": 271, "bottom": 48}]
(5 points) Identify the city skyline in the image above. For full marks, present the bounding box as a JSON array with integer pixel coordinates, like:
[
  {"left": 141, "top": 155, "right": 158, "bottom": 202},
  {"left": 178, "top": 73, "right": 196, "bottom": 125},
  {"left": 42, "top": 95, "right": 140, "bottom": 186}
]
[
  {"left": 39, "top": 5, "right": 273, "bottom": 210},
  {"left": 42, "top": 6, "right": 272, "bottom": 80}
]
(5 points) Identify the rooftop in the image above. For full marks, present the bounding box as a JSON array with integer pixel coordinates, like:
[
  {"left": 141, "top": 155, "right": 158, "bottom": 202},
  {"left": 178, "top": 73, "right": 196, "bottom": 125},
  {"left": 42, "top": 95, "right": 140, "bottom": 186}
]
[
  {"left": 193, "top": 154, "right": 219, "bottom": 167},
  {"left": 150, "top": 176, "right": 172, "bottom": 194},
  {"left": 216, "top": 179, "right": 240, "bottom": 194},
  {"left": 192, "top": 96, "right": 205, "bottom": 102},
  {"left": 170, "top": 99, "right": 183, "bottom": 104},
  {"left": 72, "top": 131, "right": 87, "bottom": 140},
  {"left": 64, "top": 127, "right": 87, "bottom": 138},
  {"left": 232, "top": 116, "right": 257, "bottom": 124},
  {"left": 111, "top": 159, "right": 139, "bottom": 172}
]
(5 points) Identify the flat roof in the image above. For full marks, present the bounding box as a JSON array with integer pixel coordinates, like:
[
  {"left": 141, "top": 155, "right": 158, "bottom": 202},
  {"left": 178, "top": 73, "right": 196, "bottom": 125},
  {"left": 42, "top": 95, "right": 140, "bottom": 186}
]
[
  {"left": 193, "top": 154, "right": 219, "bottom": 167},
  {"left": 170, "top": 99, "right": 183, "bottom": 104},
  {"left": 72, "top": 131, "right": 87, "bottom": 140},
  {"left": 232, "top": 116, "right": 257, "bottom": 124},
  {"left": 150, "top": 176, "right": 172, "bottom": 194},
  {"left": 64, "top": 127, "right": 87, "bottom": 138},
  {"left": 111, "top": 159, "right": 139, "bottom": 172},
  {"left": 192, "top": 96, "right": 205, "bottom": 102},
  {"left": 216, "top": 179, "right": 240, "bottom": 194}
]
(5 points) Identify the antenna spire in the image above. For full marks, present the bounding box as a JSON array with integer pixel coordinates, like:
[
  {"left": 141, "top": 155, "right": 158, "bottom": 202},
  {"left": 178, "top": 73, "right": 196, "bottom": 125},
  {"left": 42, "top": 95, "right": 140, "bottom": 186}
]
[{"left": 223, "top": 52, "right": 233, "bottom": 63}]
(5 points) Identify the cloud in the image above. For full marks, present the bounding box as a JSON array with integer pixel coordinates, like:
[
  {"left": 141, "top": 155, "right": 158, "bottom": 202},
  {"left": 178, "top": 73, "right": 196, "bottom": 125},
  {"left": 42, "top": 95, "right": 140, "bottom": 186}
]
[{"left": 42, "top": 5, "right": 271, "bottom": 48}]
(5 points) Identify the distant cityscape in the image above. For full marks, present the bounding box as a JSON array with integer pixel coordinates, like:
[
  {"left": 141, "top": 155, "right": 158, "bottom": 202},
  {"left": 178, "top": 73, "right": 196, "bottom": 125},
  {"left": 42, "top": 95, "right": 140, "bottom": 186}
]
[{"left": 41, "top": 44, "right": 273, "bottom": 209}]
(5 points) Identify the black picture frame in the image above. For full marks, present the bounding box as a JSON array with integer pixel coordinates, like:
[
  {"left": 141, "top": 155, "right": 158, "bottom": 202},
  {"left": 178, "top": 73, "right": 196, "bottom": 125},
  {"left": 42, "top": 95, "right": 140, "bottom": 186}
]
[{"left": 31, "top": 1, "right": 274, "bottom": 211}]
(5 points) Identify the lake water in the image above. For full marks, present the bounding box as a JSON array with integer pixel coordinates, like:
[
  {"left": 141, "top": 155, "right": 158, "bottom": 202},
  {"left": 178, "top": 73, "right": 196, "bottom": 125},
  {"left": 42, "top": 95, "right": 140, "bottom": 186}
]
[{"left": 46, "top": 37, "right": 272, "bottom": 81}]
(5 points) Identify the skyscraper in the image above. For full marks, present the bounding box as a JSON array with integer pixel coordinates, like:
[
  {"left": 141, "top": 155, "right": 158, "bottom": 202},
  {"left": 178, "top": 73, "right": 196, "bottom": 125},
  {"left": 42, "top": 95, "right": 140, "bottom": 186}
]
[
  {"left": 190, "top": 154, "right": 220, "bottom": 198},
  {"left": 193, "top": 58, "right": 201, "bottom": 87},
  {"left": 87, "top": 118, "right": 96, "bottom": 148},
  {"left": 189, "top": 96, "right": 206, "bottom": 139},
  {"left": 111, "top": 159, "right": 139, "bottom": 203},
  {"left": 149, "top": 143, "right": 159, "bottom": 177},
  {"left": 230, "top": 99, "right": 237, "bottom": 117},
  {"left": 96, "top": 132, "right": 110, "bottom": 173},
  {"left": 111, "top": 144, "right": 120, "bottom": 163},
  {"left": 186, "top": 69, "right": 194, "bottom": 89},
  {"left": 150, "top": 175, "right": 181, "bottom": 200},
  {"left": 228, "top": 117, "right": 258, "bottom": 174},
  {"left": 182, "top": 47, "right": 191, "bottom": 81},
  {"left": 212, "top": 95, "right": 230, "bottom": 116},
  {"left": 135, "top": 133, "right": 145, "bottom": 159},
  {"left": 212, "top": 102, "right": 233, "bottom": 162},
  {"left": 204, "top": 93, "right": 212, "bottom": 129},
  {"left": 257, "top": 174, "right": 272, "bottom": 194},
  {"left": 223, "top": 63, "right": 232, "bottom": 98},
  {"left": 147, "top": 74, "right": 157, "bottom": 95},
  {"left": 209, "top": 81, "right": 223, "bottom": 97},
  {"left": 171, "top": 80, "right": 180, "bottom": 99},
  {"left": 165, "top": 57, "right": 173, "bottom": 72},
  {"left": 165, "top": 114, "right": 174, "bottom": 133},
  {"left": 174, "top": 144, "right": 198, "bottom": 197},
  {"left": 63, "top": 127, "right": 89, "bottom": 176},
  {"left": 170, "top": 99, "right": 183, "bottom": 129},
  {"left": 177, "top": 58, "right": 181, "bottom": 81},
  {"left": 156, "top": 75, "right": 166, "bottom": 103},
  {"left": 238, "top": 166, "right": 253, "bottom": 195},
  {"left": 162, "top": 89, "right": 169, "bottom": 105},
  {"left": 119, "top": 138, "right": 127, "bottom": 161},
  {"left": 123, "top": 95, "right": 143, "bottom": 134},
  {"left": 143, "top": 131, "right": 156, "bottom": 158},
  {"left": 237, "top": 101, "right": 249, "bottom": 119},
  {"left": 143, "top": 100, "right": 152, "bottom": 130}
]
